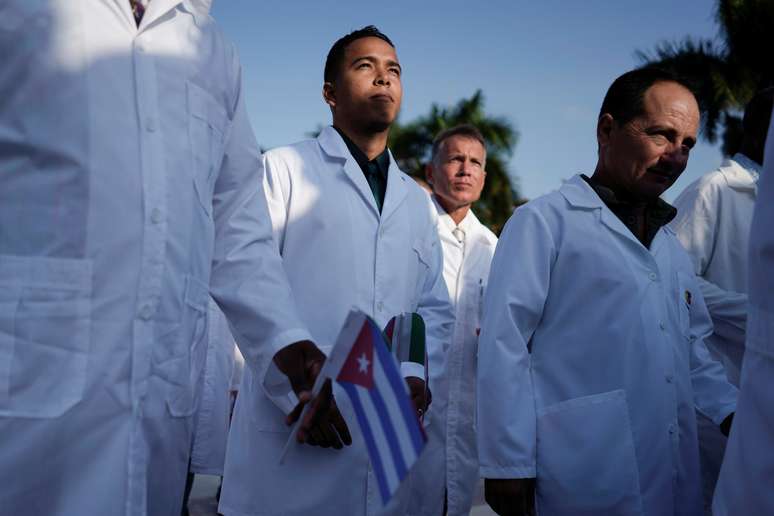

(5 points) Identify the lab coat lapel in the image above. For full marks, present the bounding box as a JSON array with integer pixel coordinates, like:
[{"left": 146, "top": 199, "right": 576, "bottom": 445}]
[
  {"left": 560, "top": 175, "right": 649, "bottom": 255},
  {"left": 317, "top": 127, "right": 380, "bottom": 218},
  {"left": 380, "top": 153, "right": 408, "bottom": 223}
]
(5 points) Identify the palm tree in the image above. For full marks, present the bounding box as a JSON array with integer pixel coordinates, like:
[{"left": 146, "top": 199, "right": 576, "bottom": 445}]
[
  {"left": 637, "top": 0, "right": 774, "bottom": 155},
  {"left": 389, "top": 90, "right": 521, "bottom": 234}
]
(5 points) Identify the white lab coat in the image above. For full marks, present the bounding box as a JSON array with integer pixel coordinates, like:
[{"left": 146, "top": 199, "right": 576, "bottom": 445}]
[
  {"left": 477, "top": 175, "right": 737, "bottom": 516},
  {"left": 671, "top": 154, "right": 760, "bottom": 386},
  {"left": 219, "top": 127, "right": 454, "bottom": 516},
  {"left": 408, "top": 196, "right": 497, "bottom": 516},
  {"left": 713, "top": 109, "right": 774, "bottom": 515},
  {"left": 0, "top": 2, "right": 310, "bottom": 515},
  {"left": 671, "top": 154, "right": 759, "bottom": 512},
  {"left": 190, "top": 300, "right": 236, "bottom": 475}
]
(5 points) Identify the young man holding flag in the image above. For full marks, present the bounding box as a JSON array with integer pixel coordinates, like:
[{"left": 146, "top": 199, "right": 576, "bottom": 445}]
[{"left": 218, "top": 26, "right": 454, "bottom": 516}]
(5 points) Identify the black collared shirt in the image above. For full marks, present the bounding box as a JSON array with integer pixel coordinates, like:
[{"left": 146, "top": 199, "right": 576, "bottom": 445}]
[
  {"left": 333, "top": 126, "right": 389, "bottom": 213},
  {"left": 582, "top": 174, "right": 677, "bottom": 249}
]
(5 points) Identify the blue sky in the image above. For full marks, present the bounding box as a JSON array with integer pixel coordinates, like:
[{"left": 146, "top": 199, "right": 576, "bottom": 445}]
[{"left": 212, "top": 0, "right": 724, "bottom": 201}]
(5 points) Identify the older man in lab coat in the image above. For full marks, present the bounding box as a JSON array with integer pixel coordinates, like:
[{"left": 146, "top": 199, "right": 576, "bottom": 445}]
[
  {"left": 712, "top": 105, "right": 774, "bottom": 516},
  {"left": 0, "top": 2, "right": 336, "bottom": 515},
  {"left": 218, "top": 26, "right": 454, "bottom": 516},
  {"left": 478, "top": 68, "right": 738, "bottom": 516},
  {"left": 670, "top": 88, "right": 774, "bottom": 511},
  {"left": 408, "top": 125, "right": 497, "bottom": 516}
]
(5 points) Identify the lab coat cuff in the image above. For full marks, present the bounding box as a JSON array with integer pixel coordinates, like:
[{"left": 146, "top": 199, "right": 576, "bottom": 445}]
[
  {"left": 260, "top": 328, "right": 313, "bottom": 415},
  {"left": 708, "top": 402, "right": 737, "bottom": 427},
  {"left": 479, "top": 464, "right": 536, "bottom": 479},
  {"left": 401, "top": 361, "right": 425, "bottom": 380}
]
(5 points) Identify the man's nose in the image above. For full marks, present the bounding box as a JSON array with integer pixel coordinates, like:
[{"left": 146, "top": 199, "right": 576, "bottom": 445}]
[{"left": 374, "top": 69, "right": 390, "bottom": 86}]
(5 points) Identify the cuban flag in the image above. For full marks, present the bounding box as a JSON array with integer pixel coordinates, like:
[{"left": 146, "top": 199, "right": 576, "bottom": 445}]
[{"left": 336, "top": 316, "right": 428, "bottom": 505}]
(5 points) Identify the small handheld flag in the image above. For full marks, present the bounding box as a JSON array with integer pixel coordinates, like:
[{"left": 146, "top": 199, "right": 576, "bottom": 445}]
[{"left": 337, "top": 315, "right": 427, "bottom": 506}]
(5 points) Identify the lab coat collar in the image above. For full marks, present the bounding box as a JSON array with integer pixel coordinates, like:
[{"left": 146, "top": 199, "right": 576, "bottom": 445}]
[
  {"left": 135, "top": 0, "right": 210, "bottom": 30},
  {"left": 559, "top": 174, "right": 666, "bottom": 255},
  {"left": 722, "top": 154, "right": 760, "bottom": 193},
  {"left": 317, "top": 126, "right": 407, "bottom": 220}
]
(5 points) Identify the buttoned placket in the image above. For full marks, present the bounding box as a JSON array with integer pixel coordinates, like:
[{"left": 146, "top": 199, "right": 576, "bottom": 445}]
[{"left": 647, "top": 252, "right": 682, "bottom": 489}]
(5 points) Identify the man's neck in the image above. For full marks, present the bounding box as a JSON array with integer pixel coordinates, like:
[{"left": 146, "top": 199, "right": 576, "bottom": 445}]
[
  {"left": 590, "top": 167, "right": 647, "bottom": 206},
  {"left": 332, "top": 122, "right": 389, "bottom": 161},
  {"left": 436, "top": 195, "right": 471, "bottom": 226}
]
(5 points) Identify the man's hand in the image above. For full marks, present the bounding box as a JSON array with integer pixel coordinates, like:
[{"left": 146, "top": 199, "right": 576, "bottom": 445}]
[
  {"left": 405, "top": 377, "right": 431, "bottom": 419},
  {"left": 485, "top": 478, "right": 536, "bottom": 516},
  {"left": 273, "top": 340, "right": 352, "bottom": 449}
]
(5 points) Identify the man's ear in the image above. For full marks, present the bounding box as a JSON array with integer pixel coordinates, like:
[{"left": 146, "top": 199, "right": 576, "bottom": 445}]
[
  {"left": 597, "top": 113, "right": 615, "bottom": 147},
  {"left": 323, "top": 82, "right": 336, "bottom": 108},
  {"left": 424, "top": 162, "right": 434, "bottom": 186}
]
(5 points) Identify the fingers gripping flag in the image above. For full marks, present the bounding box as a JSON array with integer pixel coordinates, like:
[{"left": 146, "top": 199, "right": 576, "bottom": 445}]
[{"left": 336, "top": 316, "right": 427, "bottom": 505}]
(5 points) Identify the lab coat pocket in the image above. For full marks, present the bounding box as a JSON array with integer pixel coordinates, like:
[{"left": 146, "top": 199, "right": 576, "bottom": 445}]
[
  {"left": 166, "top": 275, "right": 211, "bottom": 417},
  {"left": 188, "top": 81, "right": 230, "bottom": 218},
  {"left": 0, "top": 255, "right": 92, "bottom": 418},
  {"left": 536, "top": 390, "right": 643, "bottom": 516}
]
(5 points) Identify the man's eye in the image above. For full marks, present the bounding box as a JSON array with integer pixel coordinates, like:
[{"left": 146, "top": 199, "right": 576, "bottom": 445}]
[
  {"left": 389, "top": 68, "right": 401, "bottom": 76},
  {"left": 357, "top": 63, "right": 371, "bottom": 70}
]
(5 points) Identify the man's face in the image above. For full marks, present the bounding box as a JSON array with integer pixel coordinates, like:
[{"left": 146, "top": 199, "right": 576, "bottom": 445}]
[
  {"left": 426, "top": 135, "right": 487, "bottom": 212},
  {"left": 324, "top": 37, "right": 402, "bottom": 133},
  {"left": 598, "top": 81, "right": 700, "bottom": 200}
]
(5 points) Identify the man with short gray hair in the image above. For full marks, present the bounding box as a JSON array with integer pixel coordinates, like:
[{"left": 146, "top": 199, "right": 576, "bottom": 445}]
[{"left": 409, "top": 125, "right": 497, "bottom": 516}]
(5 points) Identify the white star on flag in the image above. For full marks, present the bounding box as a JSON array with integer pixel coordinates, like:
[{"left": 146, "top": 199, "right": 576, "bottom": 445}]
[{"left": 357, "top": 353, "right": 370, "bottom": 373}]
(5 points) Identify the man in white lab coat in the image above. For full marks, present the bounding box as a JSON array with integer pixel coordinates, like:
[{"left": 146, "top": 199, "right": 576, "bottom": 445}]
[
  {"left": 670, "top": 87, "right": 774, "bottom": 511},
  {"left": 0, "top": 2, "right": 336, "bottom": 515},
  {"left": 713, "top": 106, "right": 774, "bottom": 516},
  {"left": 478, "top": 68, "right": 738, "bottom": 516},
  {"left": 218, "top": 26, "right": 454, "bottom": 516},
  {"left": 408, "top": 125, "right": 497, "bottom": 516}
]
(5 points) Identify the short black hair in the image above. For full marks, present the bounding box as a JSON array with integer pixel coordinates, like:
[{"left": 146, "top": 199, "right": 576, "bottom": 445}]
[
  {"left": 742, "top": 86, "right": 774, "bottom": 138},
  {"left": 324, "top": 26, "right": 395, "bottom": 83},
  {"left": 431, "top": 125, "right": 486, "bottom": 163},
  {"left": 599, "top": 67, "right": 695, "bottom": 125}
]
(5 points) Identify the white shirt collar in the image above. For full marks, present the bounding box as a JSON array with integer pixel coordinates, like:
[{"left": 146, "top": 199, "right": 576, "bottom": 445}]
[{"left": 431, "top": 195, "right": 475, "bottom": 235}]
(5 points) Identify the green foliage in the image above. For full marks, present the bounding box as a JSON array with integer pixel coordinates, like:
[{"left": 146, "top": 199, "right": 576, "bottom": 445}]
[
  {"left": 637, "top": 0, "right": 774, "bottom": 155},
  {"left": 389, "top": 90, "right": 521, "bottom": 234}
]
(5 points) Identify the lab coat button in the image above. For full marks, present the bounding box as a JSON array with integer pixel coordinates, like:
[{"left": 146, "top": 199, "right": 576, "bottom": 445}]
[
  {"left": 648, "top": 272, "right": 658, "bottom": 281},
  {"left": 151, "top": 208, "right": 163, "bottom": 224},
  {"left": 139, "top": 304, "right": 153, "bottom": 320},
  {"left": 665, "top": 374, "right": 674, "bottom": 383},
  {"left": 146, "top": 117, "right": 157, "bottom": 132},
  {"left": 659, "top": 321, "right": 666, "bottom": 331},
  {"left": 377, "top": 301, "right": 384, "bottom": 312},
  {"left": 668, "top": 424, "right": 676, "bottom": 435}
]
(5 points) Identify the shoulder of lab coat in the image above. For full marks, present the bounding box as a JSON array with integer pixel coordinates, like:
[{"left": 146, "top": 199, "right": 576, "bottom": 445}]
[
  {"left": 207, "top": 52, "right": 312, "bottom": 404},
  {"left": 477, "top": 193, "right": 561, "bottom": 479}
]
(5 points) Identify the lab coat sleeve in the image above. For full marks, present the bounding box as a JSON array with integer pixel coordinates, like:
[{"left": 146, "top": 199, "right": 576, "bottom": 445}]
[
  {"left": 209, "top": 54, "right": 312, "bottom": 396},
  {"left": 672, "top": 179, "right": 748, "bottom": 341},
  {"left": 686, "top": 273, "right": 738, "bottom": 425},
  {"left": 417, "top": 215, "right": 455, "bottom": 391},
  {"left": 477, "top": 205, "right": 553, "bottom": 479}
]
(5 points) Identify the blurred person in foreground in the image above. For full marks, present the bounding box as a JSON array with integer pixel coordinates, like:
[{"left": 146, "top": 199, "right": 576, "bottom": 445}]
[
  {"left": 712, "top": 102, "right": 774, "bottom": 516},
  {"left": 0, "top": 2, "right": 337, "bottom": 514}
]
